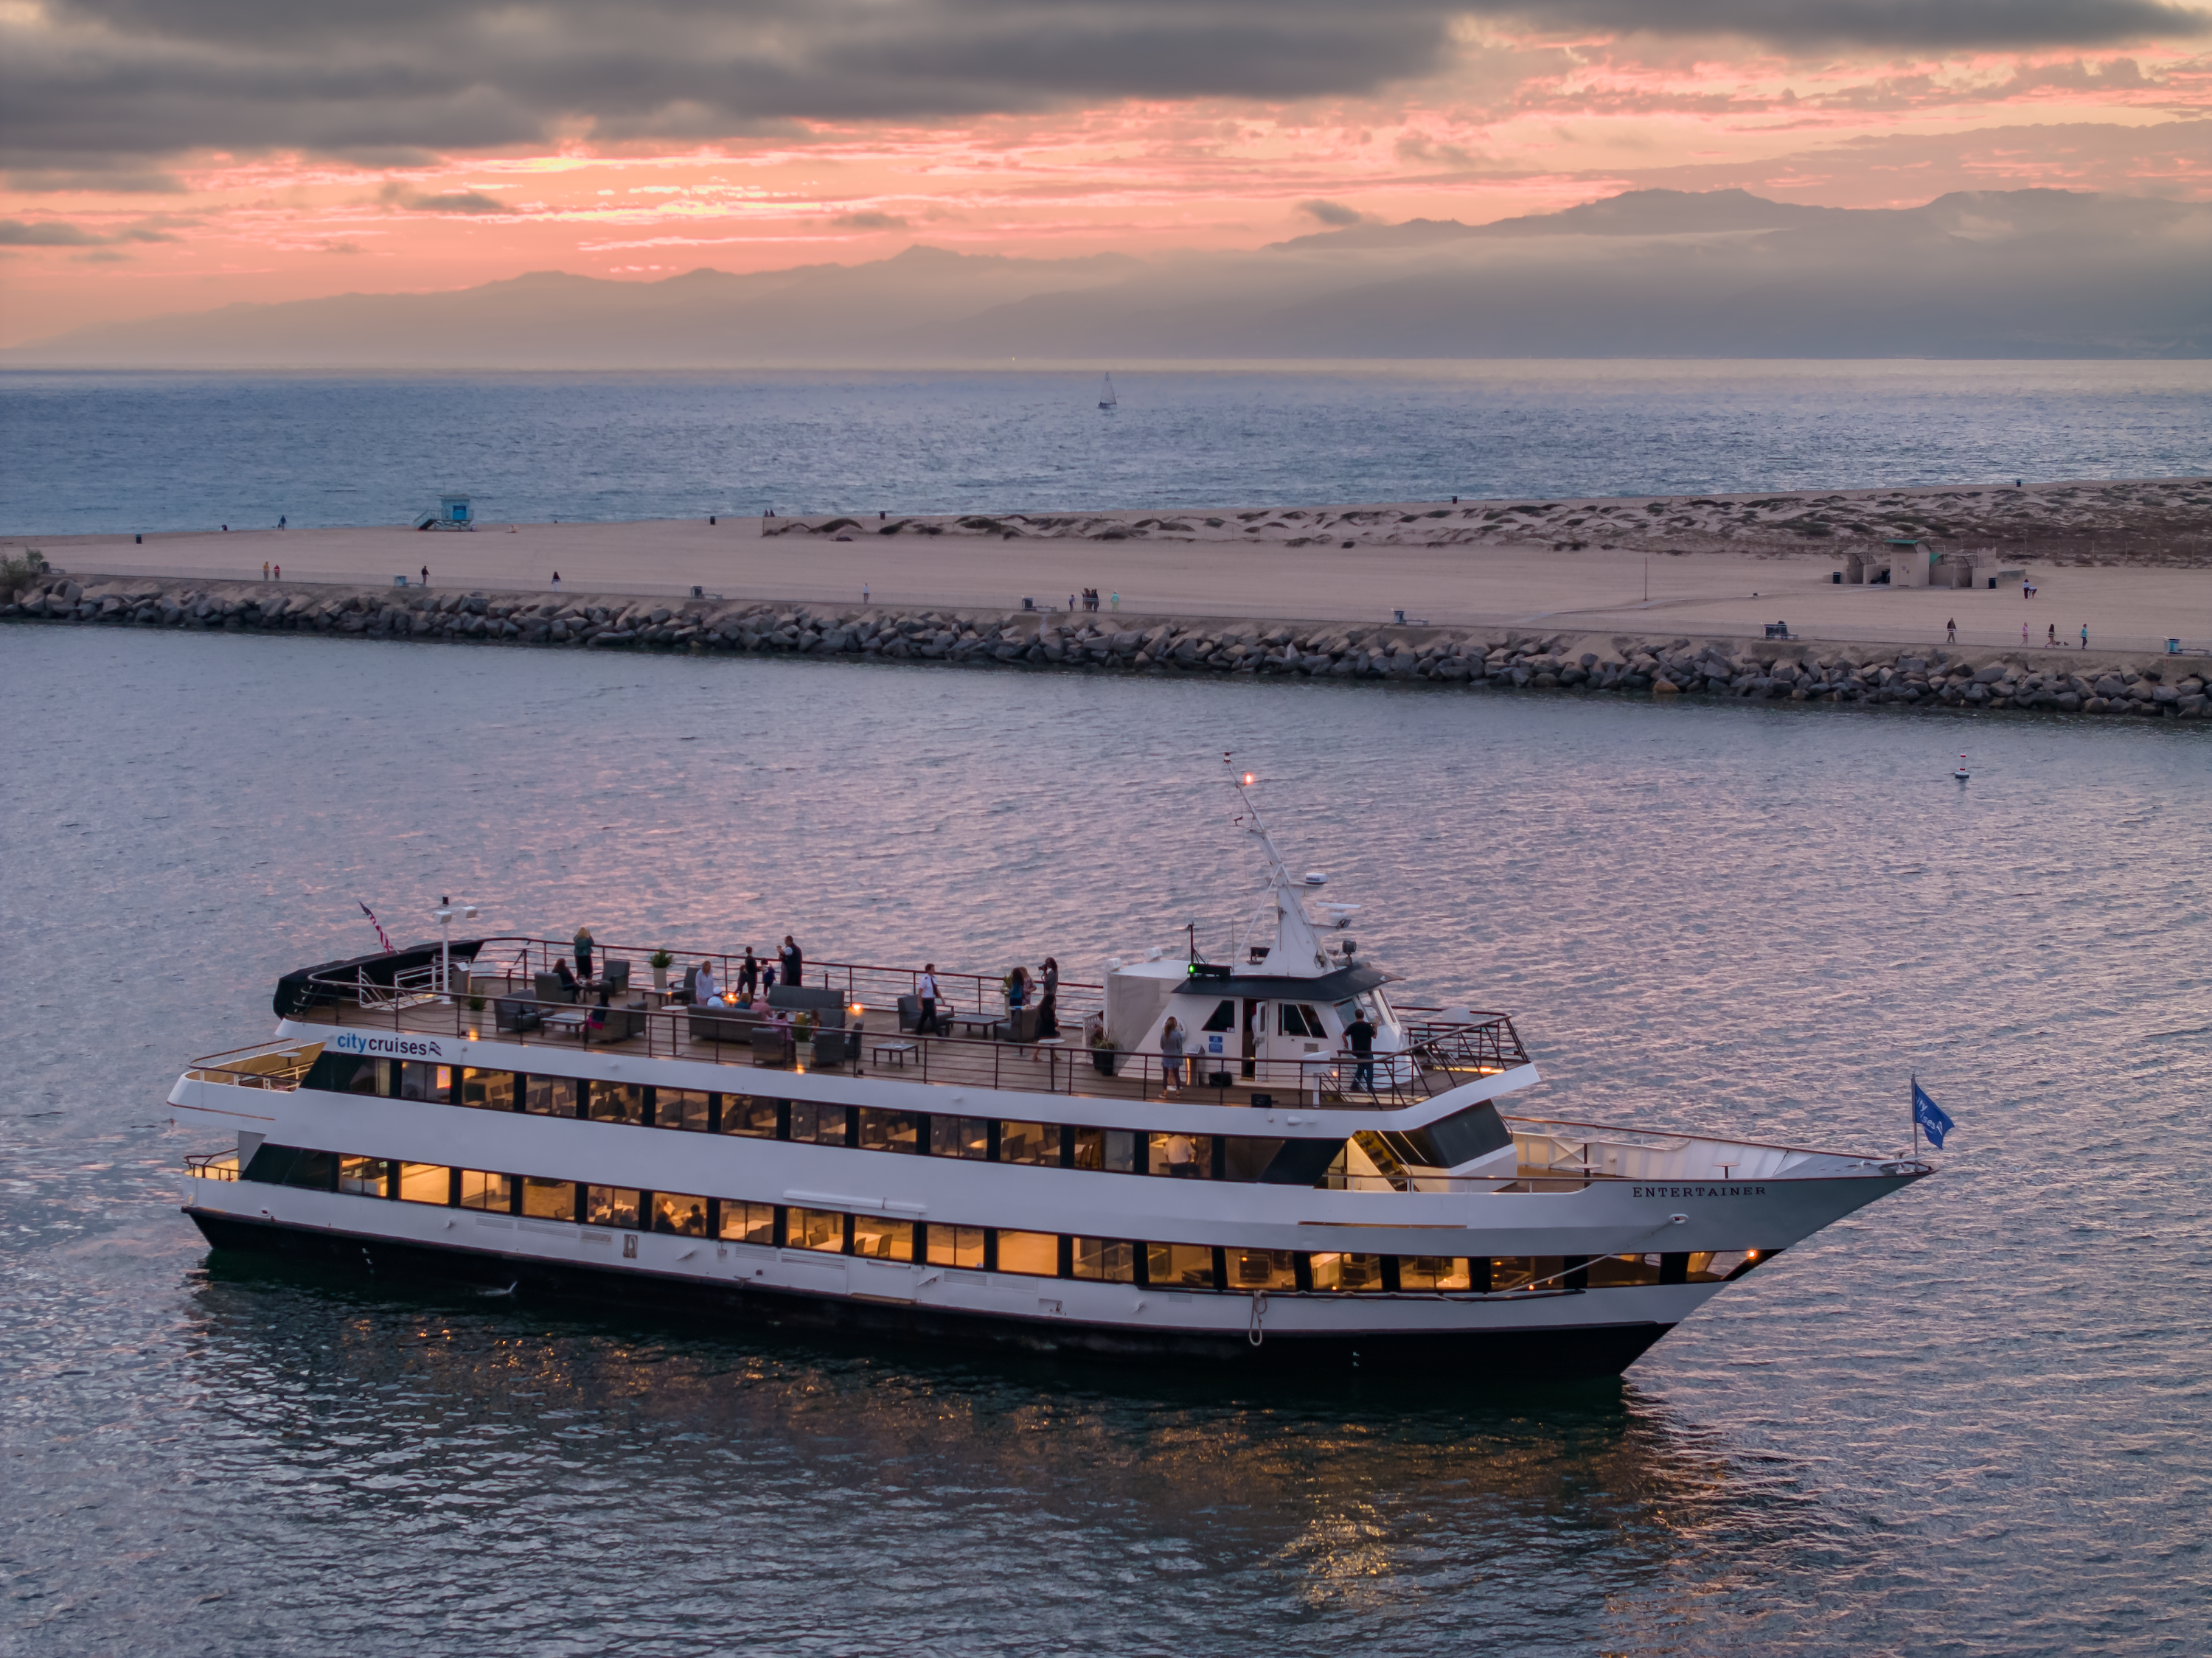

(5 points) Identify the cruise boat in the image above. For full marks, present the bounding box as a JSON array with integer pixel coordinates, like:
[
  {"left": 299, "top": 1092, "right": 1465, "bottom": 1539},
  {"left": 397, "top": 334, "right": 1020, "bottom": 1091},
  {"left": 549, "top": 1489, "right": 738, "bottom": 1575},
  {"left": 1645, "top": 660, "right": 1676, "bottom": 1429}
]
[{"left": 174, "top": 773, "right": 1930, "bottom": 1378}]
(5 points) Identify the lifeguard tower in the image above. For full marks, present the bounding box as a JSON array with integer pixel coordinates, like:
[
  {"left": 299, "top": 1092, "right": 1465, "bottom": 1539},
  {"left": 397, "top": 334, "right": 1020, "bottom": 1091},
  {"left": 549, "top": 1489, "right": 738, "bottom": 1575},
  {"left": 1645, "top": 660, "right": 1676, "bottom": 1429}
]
[{"left": 414, "top": 495, "right": 475, "bottom": 531}]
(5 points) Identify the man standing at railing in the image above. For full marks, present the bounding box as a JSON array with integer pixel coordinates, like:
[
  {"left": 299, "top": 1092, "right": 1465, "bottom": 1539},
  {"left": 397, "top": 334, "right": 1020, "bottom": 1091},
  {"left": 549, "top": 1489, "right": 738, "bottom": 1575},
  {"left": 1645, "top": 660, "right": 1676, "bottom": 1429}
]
[
  {"left": 781, "top": 935, "right": 804, "bottom": 989},
  {"left": 738, "top": 948, "right": 759, "bottom": 999},
  {"left": 1346, "top": 1009, "right": 1377, "bottom": 1093}
]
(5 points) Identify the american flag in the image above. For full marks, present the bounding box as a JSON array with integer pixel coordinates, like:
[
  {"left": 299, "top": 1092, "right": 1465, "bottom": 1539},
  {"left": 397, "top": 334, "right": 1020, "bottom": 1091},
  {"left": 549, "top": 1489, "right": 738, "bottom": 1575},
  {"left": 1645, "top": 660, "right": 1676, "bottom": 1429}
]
[{"left": 358, "top": 902, "right": 393, "bottom": 952}]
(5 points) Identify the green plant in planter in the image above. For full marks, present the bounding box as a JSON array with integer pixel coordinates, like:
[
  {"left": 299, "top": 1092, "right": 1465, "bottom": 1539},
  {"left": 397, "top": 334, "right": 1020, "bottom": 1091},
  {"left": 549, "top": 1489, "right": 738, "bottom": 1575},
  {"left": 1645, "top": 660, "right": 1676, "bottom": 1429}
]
[
  {"left": 650, "top": 950, "right": 674, "bottom": 971},
  {"left": 468, "top": 995, "right": 486, "bottom": 1011}
]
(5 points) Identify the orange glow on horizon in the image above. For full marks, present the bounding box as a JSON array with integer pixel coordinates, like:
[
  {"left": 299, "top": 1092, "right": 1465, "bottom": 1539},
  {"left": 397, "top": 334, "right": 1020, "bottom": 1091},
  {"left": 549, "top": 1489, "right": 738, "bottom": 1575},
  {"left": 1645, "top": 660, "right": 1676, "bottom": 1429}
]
[{"left": 3, "top": 29, "right": 2207, "bottom": 346}]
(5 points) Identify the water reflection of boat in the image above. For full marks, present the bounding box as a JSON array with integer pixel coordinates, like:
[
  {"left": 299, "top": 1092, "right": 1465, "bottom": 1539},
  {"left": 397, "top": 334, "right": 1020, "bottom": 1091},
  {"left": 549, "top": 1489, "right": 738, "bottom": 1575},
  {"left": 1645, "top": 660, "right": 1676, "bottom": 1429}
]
[{"left": 174, "top": 767, "right": 1927, "bottom": 1380}]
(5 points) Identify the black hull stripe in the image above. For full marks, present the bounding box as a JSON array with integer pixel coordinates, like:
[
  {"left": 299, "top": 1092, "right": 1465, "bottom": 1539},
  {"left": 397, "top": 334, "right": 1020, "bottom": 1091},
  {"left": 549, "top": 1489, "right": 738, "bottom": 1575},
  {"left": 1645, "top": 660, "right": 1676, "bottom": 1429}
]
[{"left": 186, "top": 1209, "right": 1675, "bottom": 1377}]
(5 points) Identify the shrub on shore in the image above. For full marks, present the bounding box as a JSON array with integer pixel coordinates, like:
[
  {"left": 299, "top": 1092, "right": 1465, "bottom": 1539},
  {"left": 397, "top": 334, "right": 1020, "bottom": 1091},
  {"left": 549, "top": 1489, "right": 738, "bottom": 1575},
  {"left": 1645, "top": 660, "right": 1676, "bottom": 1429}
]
[{"left": 0, "top": 550, "right": 47, "bottom": 602}]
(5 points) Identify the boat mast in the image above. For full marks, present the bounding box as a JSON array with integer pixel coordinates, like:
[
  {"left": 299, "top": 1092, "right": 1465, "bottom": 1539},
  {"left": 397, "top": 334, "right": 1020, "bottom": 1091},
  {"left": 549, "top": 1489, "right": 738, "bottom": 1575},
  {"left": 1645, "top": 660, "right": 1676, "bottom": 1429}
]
[{"left": 1224, "top": 756, "right": 1329, "bottom": 972}]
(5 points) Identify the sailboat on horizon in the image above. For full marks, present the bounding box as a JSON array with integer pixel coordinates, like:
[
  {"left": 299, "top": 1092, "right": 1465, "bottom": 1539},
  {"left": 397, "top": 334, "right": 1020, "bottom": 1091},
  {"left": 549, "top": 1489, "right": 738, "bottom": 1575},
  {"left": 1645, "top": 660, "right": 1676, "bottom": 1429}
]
[{"left": 1098, "top": 373, "right": 1118, "bottom": 411}]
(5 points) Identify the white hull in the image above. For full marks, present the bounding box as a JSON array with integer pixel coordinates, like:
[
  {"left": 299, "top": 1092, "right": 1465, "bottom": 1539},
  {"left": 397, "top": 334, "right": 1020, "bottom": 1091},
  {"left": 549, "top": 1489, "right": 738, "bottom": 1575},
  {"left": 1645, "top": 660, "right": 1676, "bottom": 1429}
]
[{"left": 175, "top": 1021, "right": 1925, "bottom": 1373}]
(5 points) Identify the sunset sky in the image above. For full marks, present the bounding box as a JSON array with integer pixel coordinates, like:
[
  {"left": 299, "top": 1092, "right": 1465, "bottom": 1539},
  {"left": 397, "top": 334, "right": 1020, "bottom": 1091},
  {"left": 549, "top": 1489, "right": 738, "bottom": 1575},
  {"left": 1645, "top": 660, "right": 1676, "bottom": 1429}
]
[{"left": 2, "top": 1, "right": 2208, "bottom": 346}]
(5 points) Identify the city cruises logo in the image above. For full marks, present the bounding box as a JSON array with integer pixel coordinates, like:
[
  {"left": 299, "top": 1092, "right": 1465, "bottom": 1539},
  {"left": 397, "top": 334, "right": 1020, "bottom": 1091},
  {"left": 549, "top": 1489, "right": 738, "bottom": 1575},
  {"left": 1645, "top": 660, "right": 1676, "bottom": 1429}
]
[{"left": 330, "top": 1031, "right": 445, "bottom": 1059}]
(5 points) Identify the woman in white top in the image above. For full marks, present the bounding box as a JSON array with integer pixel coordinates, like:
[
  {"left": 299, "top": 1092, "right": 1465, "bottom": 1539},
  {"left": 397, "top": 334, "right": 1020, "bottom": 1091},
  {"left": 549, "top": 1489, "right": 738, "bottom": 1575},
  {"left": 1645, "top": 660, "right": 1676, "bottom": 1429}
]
[{"left": 695, "top": 960, "right": 719, "bottom": 1004}]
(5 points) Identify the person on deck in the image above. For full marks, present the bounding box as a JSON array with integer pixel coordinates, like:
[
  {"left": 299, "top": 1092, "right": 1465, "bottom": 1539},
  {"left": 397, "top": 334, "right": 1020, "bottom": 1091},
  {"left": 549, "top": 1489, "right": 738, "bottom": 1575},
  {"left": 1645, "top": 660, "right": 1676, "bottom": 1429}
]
[
  {"left": 737, "top": 949, "right": 759, "bottom": 998},
  {"left": 780, "top": 935, "right": 803, "bottom": 989},
  {"left": 1346, "top": 1009, "right": 1377, "bottom": 1093},
  {"left": 553, "top": 958, "right": 579, "bottom": 998},
  {"left": 574, "top": 927, "right": 594, "bottom": 985},
  {"left": 695, "top": 959, "right": 719, "bottom": 1005},
  {"left": 916, "top": 965, "right": 942, "bottom": 1036},
  {"left": 1160, "top": 1017, "right": 1186, "bottom": 1095},
  {"left": 1037, "top": 958, "right": 1060, "bottom": 1037}
]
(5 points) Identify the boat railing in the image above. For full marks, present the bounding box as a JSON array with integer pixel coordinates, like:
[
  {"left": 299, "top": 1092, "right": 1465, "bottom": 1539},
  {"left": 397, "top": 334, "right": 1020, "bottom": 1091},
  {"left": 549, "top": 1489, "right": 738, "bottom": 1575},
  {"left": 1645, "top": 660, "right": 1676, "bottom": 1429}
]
[
  {"left": 274, "top": 978, "right": 1523, "bottom": 1109},
  {"left": 184, "top": 1038, "right": 324, "bottom": 1090},
  {"left": 185, "top": 1149, "right": 240, "bottom": 1181},
  {"left": 372, "top": 938, "right": 1110, "bottom": 1018}
]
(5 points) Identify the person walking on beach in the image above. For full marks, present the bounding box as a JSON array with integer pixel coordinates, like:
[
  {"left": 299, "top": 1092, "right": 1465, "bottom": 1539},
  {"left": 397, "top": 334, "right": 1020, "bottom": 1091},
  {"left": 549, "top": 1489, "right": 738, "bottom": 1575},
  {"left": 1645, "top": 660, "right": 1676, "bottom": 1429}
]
[
  {"left": 2081, "top": 623, "right": 2089, "bottom": 649},
  {"left": 737, "top": 947, "right": 759, "bottom": 999},
  {"left": 1946, "top": 619, "right": 1956, "bottom": 644},
  {"left": 262, "top": 561, "right": 270, "bottom": 581},
  {"left": 274, "top": 564, "right": 281, "bottom": 581},
  {"left": 862, "top": 582, "right": 870, "bottom": 605},
  {"left": 2023, "top": 622, "right": 2031, "bottom": 647},
  {"left": 421, "top": 565, "right": 429, "bottom": 588},
  {"left": 2048, "top": 624, "right": 2057, "bottom": 648},
  {"left": 574, "top": 927, "right": 595, "bottom": 985},
  {"left": 916, "top": 964, "right": 941, "bottom": 1036},
  {"left": 551, "top": 572, "right": 562, "bottom": 591},
  {"left": 780, "top": 935, "right": 803, "bottom": 989},
  {"left": 278, "top": 516, "right": 285, "bottom": 529}
]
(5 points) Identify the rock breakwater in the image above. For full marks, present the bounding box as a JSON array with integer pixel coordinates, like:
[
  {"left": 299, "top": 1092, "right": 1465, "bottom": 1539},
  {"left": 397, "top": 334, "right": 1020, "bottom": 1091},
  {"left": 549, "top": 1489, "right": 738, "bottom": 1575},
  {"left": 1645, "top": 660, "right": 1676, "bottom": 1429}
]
[{"left": 8, "top": 574, "right": 2207, "bottom": 720}]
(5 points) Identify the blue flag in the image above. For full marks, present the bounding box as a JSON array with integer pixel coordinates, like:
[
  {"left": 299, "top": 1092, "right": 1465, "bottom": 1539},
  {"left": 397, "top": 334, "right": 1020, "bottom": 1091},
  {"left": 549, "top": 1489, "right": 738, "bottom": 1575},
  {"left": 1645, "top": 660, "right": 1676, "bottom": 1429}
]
[{"left": 1913, "top": 1081, "right": 1954, "bottom": 1149}]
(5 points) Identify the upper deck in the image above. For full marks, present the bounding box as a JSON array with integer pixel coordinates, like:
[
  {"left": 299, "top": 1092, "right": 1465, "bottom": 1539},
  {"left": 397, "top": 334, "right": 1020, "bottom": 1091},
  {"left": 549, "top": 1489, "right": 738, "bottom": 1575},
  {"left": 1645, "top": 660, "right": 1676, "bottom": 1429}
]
[{"left": 271, "top": 935, "right": 1530, "bottom": 1113}]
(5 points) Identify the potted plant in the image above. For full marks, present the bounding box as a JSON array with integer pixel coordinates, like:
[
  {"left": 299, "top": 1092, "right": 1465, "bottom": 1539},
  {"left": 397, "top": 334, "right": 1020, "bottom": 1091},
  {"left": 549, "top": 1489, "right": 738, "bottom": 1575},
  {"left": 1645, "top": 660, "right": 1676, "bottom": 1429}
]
[
  {"left": 1089, "top": 1025, "right": 1116, "bottom": 1076},
  {"left": 650, "top": 949, "right": 673, "bottom": 991}
]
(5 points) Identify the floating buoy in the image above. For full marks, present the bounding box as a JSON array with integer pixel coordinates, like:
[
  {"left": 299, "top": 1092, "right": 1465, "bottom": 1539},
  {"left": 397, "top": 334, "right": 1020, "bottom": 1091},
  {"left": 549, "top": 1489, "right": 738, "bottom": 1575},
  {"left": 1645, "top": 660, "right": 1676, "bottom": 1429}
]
[{"left": 1952, "top": 754, "right": 1970, "bottom": 780}]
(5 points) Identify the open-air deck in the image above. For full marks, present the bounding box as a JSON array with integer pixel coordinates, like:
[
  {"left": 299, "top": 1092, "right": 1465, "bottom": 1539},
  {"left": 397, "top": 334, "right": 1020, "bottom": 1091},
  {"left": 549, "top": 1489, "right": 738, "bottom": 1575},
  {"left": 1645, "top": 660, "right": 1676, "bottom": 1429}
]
[{"left": 260, "top": 935, "right": 1528, "bottom": 1112}]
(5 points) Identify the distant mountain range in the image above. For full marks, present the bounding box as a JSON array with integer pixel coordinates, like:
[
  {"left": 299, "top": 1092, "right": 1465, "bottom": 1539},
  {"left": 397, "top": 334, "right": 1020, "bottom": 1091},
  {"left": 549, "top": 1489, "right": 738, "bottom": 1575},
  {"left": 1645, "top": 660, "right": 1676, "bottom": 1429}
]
[{"left": 9, "top": 188, "right": 2206, "bottom": 366}]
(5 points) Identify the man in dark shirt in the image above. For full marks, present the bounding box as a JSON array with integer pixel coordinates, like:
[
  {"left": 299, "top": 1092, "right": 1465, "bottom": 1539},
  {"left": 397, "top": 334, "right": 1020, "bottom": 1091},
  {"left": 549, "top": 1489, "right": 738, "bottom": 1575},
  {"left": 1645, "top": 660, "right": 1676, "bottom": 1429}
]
[
  {"left": 780, "top": 935, "right": 804, "bottom": 989},
  {"left": 737, "top": 948, "right": 759, "bottom": 998},
  {"left": 1346, "top": 1011, "right": 1377, "bottom": 1092}
]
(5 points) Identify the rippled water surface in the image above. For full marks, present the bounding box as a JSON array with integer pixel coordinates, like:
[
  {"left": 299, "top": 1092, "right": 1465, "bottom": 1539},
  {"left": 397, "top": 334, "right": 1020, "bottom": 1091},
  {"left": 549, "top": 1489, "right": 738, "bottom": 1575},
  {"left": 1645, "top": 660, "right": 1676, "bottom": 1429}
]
[
  {"left": 3, "top": 627, "right": 2208, "bottom": 1655},
  {"left": 4, "top": 360, "right": 2208, "bottom": 534}
]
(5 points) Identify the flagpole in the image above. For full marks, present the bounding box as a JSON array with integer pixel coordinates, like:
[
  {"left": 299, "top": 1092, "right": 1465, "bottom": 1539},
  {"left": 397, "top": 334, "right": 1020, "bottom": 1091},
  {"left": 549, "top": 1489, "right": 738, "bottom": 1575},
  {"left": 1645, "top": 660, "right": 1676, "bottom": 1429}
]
[{"left": 1910, "top": 1072, "right": 1919, "bottom": 1160}]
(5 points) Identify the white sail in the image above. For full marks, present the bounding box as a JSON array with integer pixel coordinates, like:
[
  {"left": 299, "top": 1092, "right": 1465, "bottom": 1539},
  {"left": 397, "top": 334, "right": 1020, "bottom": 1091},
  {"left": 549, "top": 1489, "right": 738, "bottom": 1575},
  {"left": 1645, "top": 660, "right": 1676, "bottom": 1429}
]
[{"left": 1098, "top": 373, "right": 1117, "bottom": 409}]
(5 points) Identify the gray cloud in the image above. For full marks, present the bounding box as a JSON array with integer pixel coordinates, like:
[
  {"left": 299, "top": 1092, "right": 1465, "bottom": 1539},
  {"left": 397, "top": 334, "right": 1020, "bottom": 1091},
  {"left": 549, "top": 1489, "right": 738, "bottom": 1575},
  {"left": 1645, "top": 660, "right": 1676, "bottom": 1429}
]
[
  {"left": 1462, "top": 0, "right": 2210, "bottom": 46},
  {"left": 1298, "top": 199, "right": 1368, "bottom": 227},
  {"left": 378, "top": 184, "right": 511, "bottom": 214},
  {"left": 1, "top": 1, "right": 1461, "bottom": 170},
  {"left": 0, "top": 217, "right": 178, "bottom": 245},
  {"left": 4, "top": 1, "right": 2203, "bottom": 175},
  {"left": 0, "top": 219, "right": 106, "bottom": 245},
  {"left": 831, "top": 211, "right": 911, "bottom": 231}
]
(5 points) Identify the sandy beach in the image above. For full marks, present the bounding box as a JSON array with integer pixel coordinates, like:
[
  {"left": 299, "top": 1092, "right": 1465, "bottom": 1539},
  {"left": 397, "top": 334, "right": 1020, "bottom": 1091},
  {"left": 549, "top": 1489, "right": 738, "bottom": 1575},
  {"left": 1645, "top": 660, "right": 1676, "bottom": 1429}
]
[{"left": 12, "top": 477, "right": 2209, "bottom": 654}]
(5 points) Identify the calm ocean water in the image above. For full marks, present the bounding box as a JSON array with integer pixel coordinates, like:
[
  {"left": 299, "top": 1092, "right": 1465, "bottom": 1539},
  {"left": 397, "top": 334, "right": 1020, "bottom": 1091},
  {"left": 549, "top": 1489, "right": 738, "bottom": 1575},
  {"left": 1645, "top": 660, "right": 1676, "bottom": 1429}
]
[
  {"left": 3, "top": 362, "right": 2208, "bottom": 535},
  {"left": 2, "top": 625, "right": 2207, "bottom": 1655}
]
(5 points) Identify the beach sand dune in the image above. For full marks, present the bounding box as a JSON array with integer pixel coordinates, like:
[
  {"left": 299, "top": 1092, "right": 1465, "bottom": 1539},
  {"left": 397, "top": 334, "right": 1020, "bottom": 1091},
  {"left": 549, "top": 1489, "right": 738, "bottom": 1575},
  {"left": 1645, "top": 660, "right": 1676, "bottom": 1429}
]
[{"left": 13, "top": 478, "right": 2210, "bottom": 654}]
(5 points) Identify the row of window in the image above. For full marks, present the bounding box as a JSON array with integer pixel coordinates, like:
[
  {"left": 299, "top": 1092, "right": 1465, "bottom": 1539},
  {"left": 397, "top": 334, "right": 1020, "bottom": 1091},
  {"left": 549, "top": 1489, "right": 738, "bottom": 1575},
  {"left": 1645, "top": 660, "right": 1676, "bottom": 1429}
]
[
  {"left": 237, "top": 1143, "right": 1761, "bottom": 1292},
  {"left": 305, "top": 1053, "right": 1371, "bottom": 1185}
]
